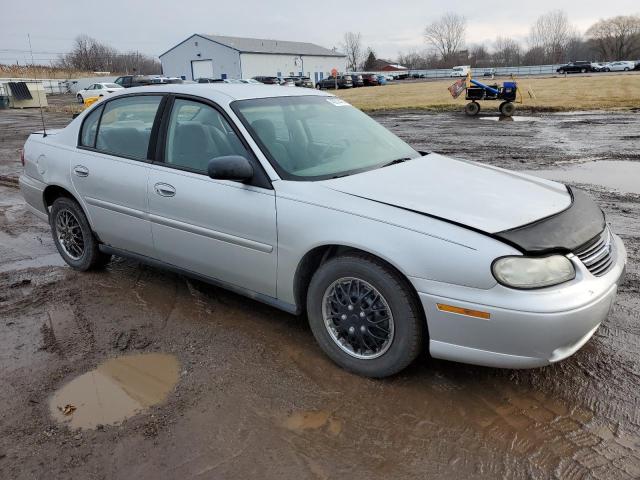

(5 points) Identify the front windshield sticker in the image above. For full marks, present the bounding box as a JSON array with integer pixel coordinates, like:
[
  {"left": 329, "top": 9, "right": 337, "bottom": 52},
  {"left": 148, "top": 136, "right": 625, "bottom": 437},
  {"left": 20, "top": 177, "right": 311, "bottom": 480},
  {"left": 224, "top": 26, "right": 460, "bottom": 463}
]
[{"left": 326, "top": 98, "right": 350, "bottom": 107}]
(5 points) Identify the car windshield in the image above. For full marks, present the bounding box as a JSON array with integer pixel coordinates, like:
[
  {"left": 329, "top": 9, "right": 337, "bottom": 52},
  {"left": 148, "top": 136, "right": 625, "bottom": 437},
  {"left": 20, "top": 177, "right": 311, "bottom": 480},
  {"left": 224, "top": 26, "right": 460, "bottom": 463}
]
[{"left": 232, "top": 96, "right": 420, "bottom": 180}]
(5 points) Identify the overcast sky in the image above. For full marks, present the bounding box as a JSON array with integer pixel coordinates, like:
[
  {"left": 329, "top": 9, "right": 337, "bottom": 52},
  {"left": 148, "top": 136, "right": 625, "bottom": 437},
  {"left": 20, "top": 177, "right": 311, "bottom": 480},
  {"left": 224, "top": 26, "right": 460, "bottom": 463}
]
[{"left": 1, "top": 0, "right": 638, "bottom": 64}]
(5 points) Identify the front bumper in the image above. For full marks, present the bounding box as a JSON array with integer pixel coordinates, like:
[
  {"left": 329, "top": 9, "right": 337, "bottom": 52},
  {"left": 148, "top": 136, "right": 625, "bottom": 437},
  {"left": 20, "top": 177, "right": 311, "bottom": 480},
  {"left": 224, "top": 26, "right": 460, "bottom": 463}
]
[{"left": 411, "top": 233, "right": 627, "bottom": 369}]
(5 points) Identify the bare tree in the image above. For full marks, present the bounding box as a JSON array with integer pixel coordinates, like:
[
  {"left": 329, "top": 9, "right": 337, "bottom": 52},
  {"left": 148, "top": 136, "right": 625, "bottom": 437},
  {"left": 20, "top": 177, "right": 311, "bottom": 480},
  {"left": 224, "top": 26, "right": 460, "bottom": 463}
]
[
  {"left": 493, "top": 37, "right": 522, "bottom": 66},
  {"left": 469, "top": 44, "right": 490, "bottom": 67},
  {"left": 341, "top": 32, "right": 363, "bottom": 72},
  {"left": 424, "top": 13, "right": 466, "bottom": 63},
  {"left": 397, "top": 50, "right": 430, "bottom": 69},
  {"left": 57, "top": 35, "right": 161, "bottom": 74},
  {"left": 528, "top": 10, "right": 577, "bottom": 63},
  {"left": 586, "top": 15, "right": 640, "bottom": 61}
]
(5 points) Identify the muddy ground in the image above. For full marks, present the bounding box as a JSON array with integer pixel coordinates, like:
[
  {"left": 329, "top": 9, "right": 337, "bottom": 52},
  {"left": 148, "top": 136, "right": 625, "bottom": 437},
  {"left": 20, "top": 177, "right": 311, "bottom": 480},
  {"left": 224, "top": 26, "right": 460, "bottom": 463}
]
[{"left": 1, "top": 96, "right": 639, "bottom": 479}]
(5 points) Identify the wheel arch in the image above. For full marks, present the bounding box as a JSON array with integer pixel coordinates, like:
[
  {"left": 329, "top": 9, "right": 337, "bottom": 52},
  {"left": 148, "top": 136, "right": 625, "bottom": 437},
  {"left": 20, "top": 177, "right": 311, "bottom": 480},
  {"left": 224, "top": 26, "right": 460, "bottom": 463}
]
[
  {"left": 43, "top": 184, "right": 81, "bottom": 210},
  {"left": 292, "top": 244, "right": 427, "bottom": 332},
  {"left": 42, "top": 184, "right": 98, "bottom": 236}
]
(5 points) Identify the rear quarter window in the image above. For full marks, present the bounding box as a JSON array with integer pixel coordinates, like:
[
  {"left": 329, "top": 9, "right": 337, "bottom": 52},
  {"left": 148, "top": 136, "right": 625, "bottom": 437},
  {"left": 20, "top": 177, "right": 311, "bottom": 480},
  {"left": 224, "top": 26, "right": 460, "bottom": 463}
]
[{"left": 79, "top": 105, "right": 104, "bottom": 148}]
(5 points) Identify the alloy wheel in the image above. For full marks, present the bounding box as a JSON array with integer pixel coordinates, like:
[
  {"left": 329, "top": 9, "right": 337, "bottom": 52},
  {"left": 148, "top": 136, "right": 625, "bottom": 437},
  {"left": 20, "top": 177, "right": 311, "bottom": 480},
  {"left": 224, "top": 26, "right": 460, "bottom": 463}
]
[
  {"left": 322, "top": 277, "right": 394, "bottom": 359},
  {"left": 55, "top": 209, "right": 85, "bottom": 260}
]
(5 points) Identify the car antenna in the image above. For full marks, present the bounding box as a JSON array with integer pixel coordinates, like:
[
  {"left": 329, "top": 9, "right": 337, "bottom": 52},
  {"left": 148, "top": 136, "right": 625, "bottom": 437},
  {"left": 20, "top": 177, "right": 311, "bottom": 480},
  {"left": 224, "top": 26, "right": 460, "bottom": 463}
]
[{"left": 27, "top": 33, "right": 47, "bottom": 137}]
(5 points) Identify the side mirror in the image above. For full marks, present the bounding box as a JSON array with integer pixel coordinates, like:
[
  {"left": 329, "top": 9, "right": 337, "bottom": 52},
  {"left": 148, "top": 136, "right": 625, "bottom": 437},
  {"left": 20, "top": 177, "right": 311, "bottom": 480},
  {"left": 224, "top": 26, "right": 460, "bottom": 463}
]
[{"left": 207, "top": 156, "right": 254, "bottom": 182}]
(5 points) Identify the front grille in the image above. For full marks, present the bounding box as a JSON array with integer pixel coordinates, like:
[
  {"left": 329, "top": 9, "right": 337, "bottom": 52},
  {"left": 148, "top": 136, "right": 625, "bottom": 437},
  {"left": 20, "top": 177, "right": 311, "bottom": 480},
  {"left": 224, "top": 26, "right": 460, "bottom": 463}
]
[{"left": 574, "top": 227, "right": 614, "bottom": 276}]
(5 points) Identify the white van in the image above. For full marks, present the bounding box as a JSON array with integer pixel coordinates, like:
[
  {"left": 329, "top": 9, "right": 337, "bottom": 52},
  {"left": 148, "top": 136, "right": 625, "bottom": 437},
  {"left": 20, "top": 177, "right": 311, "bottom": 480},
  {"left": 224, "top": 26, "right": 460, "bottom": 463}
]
[{"left": 450, "top": 65, "right": 471, "bottom": 77}]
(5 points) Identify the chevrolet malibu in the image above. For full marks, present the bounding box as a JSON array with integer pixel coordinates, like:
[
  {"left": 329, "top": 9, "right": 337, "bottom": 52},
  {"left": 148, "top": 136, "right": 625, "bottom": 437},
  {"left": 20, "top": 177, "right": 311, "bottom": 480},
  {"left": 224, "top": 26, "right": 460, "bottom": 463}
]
[{"left": 19, "top": 85, "right": 627, "bottom": 377}]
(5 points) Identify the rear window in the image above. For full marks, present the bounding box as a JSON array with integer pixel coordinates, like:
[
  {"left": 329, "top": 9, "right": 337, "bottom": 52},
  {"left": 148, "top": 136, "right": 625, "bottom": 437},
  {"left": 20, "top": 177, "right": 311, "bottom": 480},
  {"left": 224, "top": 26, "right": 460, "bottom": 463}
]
[{"left": 94, "top": 95, "right": 162, "bottom": 160}]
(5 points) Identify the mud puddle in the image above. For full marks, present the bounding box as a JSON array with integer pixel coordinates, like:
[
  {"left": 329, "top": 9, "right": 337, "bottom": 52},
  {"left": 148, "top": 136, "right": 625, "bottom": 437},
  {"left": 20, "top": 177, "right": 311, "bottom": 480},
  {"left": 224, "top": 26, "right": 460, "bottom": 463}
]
[
  {"left": 479, "top": 115, "right": 541, "bottom": 122},
  {"left": 282, "top": 410, "right": 342, "bottom": 436},
  {"left": 49, "top": 353, "right": 179, "bottom": 430},
  {"left": 523, "top": 160, "right": 640, "bottom": 194}
]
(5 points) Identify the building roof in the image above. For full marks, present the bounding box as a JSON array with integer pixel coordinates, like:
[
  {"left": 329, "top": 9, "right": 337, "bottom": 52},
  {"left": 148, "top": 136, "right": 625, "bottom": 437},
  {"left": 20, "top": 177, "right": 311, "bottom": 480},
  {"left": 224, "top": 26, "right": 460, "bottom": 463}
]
[
  {"left": 160, "top": 34, "right": 345, "bottom": 58},
  {"left": 381, "top": 64, "right": 408, "bottom": 71}
]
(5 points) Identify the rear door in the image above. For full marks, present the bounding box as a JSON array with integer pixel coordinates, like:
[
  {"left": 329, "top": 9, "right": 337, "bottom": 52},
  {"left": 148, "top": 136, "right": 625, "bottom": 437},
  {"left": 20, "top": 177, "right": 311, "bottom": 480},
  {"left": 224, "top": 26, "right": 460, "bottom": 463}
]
[
  {"left": 71, "top": 94, "right": 165, "bottom": 257},
  {"left": 147, "top": 96, "right": 278, "bottom": 296}
]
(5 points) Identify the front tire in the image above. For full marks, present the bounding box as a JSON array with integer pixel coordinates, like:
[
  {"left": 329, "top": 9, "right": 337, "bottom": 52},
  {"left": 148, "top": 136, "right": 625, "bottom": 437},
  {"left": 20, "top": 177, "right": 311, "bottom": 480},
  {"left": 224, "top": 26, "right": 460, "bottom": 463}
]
[
  {"left": 306, "top": 253, "right": 424, "bottom": 378},
  {"left": 500, "top": 101, "right": 516, "bottom": 117},
  {"left": 77, "top": 94, "right": 84, "bottom": 104},
  {"left": 50, "top": 197, "right": 111, "bottom": 271}
]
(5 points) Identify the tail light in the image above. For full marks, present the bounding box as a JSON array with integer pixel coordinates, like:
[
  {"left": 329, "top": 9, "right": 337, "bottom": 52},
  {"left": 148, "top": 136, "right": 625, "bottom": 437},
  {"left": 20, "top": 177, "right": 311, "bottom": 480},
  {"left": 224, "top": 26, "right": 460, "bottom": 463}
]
[{"left": 20, "top": 149, "right": 25, "bottom": 166}]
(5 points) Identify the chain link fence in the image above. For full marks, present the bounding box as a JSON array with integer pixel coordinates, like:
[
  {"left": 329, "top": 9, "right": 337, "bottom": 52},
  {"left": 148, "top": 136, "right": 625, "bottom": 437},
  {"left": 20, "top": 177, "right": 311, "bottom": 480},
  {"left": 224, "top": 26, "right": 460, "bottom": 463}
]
[
  {"left": 361, "top": 64, "right": 564, "bottom": 79},
  {"left": 0, "top": 78, "right": 70, "bottom": 95}
]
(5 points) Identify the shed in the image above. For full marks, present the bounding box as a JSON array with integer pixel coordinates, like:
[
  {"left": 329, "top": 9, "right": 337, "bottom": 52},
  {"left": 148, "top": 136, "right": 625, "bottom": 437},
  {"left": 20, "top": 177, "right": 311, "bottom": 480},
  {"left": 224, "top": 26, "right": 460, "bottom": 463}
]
[{"left": 159, "top": 34, "right": 347, "bottom": 85}]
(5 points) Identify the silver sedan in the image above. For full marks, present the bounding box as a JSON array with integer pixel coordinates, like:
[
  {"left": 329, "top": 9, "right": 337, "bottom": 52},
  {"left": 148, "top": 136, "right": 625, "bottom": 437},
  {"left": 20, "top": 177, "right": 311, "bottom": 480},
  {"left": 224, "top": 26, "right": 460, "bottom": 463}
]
[{"left": 19, "top": 84, "right": 627, "bottom": 377}]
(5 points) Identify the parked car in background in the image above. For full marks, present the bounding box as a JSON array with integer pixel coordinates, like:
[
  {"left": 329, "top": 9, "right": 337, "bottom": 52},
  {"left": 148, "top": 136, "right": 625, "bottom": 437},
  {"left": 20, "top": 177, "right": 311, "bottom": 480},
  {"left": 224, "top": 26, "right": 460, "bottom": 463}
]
[
  {"left": 349, "top": 74, "right": 364, "bottom": 87},
  {"left": 284, "top": 76, "right": 314, "bottom": 88},
  {"left": 590, "top": 63, "right": 607, "bottom": 72},
  {"left": 376, "top": 75, "right": 387, "bottom": 85},
  {"left": 113, "top": 75, "right": 156, "bottom": 88},
  {"left": 450, "top": 65, "right": 471, "bottom": 77},
  {"left": 483, "top": 68, "right": 496, "bottom": 77},
  {"left": 253, "top": 76, "right": 281, "bottom": 85},
  {"left": 76, "top": 83, "right": 124, "bottom": 103},
  {"left": 149, "top": 77, "right": 185, "bottom": 85},
  {"left": 239, "top": 78, "right": 263, "bottom": 84},
  {"left": 605, "top": 61, "right": 635, "bottom": 72},
  {"left": 362, "top": 74, "right": 379, "bottom": 86},
  {"left": 316, "top": 75, "right": 353, "bottom": 89},
  {"left": 634, "top": 61, "right": 640, "bottom": 71},
  {"left": 556, "top": 61, "right": 594, "bottom": 74},
  {"left": 197, "top": 78, "right": 243, "bottom": 84},
  {"left": 20, "top": 83, "right": 626, "bottom": 378}
]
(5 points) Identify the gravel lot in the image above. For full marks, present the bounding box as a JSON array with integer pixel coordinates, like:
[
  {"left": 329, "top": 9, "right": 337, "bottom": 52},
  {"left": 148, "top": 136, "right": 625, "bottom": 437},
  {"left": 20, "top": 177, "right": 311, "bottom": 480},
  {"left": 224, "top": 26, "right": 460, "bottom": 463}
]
[{"left": 1, "top": 96, "right": 639, "bottom": 479}]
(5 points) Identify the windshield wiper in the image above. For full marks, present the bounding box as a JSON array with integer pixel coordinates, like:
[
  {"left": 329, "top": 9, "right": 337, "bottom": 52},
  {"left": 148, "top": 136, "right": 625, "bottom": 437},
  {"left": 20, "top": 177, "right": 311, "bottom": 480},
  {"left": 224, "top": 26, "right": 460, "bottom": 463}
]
[{"left": 381, "top": 157, "right": 413, "bottom": 168}]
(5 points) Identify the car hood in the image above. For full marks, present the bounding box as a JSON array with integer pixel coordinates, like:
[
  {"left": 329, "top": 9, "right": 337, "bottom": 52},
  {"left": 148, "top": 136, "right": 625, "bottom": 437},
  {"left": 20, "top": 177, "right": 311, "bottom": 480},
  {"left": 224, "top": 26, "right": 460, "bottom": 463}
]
[{"left": 319, "top": 153, "right": 572, "bottom": 234}]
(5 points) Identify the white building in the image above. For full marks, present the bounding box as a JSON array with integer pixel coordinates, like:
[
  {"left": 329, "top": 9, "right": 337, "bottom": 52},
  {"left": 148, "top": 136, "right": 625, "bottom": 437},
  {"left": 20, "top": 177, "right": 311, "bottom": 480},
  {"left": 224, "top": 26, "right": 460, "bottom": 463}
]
[{"left": 159, "top": 34, "right": 347, "bottom": 84}]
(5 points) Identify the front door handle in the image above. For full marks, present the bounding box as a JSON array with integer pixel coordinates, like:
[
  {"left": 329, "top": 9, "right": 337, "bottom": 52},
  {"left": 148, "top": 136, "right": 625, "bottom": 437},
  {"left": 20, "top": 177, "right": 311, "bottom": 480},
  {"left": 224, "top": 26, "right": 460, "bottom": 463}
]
[
  {"left": 154, "top": 183, "right": 176, "bottom": 197},
  {"left": 73, "top": 165, "right": 89, "bottom": 177}
]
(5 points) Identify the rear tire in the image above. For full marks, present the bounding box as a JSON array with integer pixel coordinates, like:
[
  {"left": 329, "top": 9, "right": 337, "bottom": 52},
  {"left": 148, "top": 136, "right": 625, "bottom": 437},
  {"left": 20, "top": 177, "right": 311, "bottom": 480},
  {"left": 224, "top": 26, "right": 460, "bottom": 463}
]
[
  {"left": 77, "top": 94, "right": 83, "bottom": 104},
  {"left": 50, "top": 197, "right": 111, "bottom": 271},
  {"left": 464, "top": 101, "right": 480, "bottom": 116},
  {"left": 306, "top": 253, "right": 424, "bottom": 378}
]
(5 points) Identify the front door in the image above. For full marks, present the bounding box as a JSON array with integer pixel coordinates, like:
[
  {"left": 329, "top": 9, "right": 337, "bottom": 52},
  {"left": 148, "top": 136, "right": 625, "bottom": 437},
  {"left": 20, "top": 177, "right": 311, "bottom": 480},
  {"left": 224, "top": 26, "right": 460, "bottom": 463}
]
[
  {"left": 147, "top": 97, "right": 277, "bottom": 297},
  {"left": 70, "top": 94, "right": 164, "bottom": 257}
]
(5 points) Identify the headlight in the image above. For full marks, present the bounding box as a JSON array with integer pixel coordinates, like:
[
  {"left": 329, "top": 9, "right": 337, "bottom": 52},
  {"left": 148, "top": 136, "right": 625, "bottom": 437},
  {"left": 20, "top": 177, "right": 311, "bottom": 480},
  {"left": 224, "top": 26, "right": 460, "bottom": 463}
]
[{"left": 492, "top": 255, "right": 575, "bottom": 289}]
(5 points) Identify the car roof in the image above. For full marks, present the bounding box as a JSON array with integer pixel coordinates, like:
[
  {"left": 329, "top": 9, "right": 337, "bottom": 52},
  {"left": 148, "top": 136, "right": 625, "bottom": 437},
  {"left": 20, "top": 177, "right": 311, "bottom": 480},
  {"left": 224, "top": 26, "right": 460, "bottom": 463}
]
[{"left": 111, "top": 83, "right": 331, "bottom": 104}]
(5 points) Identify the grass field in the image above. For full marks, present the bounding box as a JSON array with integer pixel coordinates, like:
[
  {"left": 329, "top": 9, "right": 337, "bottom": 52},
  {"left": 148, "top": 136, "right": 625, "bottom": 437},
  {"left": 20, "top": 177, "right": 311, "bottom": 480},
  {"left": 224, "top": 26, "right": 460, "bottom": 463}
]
[{"left": 335, "top": 74, "right": 640, "bottom": 112}]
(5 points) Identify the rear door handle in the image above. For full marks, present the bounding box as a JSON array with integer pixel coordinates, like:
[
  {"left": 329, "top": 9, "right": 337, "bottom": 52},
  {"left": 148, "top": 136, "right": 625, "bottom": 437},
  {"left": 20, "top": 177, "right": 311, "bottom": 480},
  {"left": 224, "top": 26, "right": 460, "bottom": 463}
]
[
  {"left": 154, "top": 183, "right": 176, "bottom": 197},
  {"left": 73, "top": 165, "right": 89, "bottom": 177}
]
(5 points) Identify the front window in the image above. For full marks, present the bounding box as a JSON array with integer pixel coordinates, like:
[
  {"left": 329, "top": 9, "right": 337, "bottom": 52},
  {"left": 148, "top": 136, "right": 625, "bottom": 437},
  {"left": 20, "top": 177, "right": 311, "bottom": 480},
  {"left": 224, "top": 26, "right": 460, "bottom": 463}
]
[
  {"left": 232, "top": 96, "right": 420, "bottom": 180},
  {"left": 165, "top": 99, "right": 249, "bottom": 173}
]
